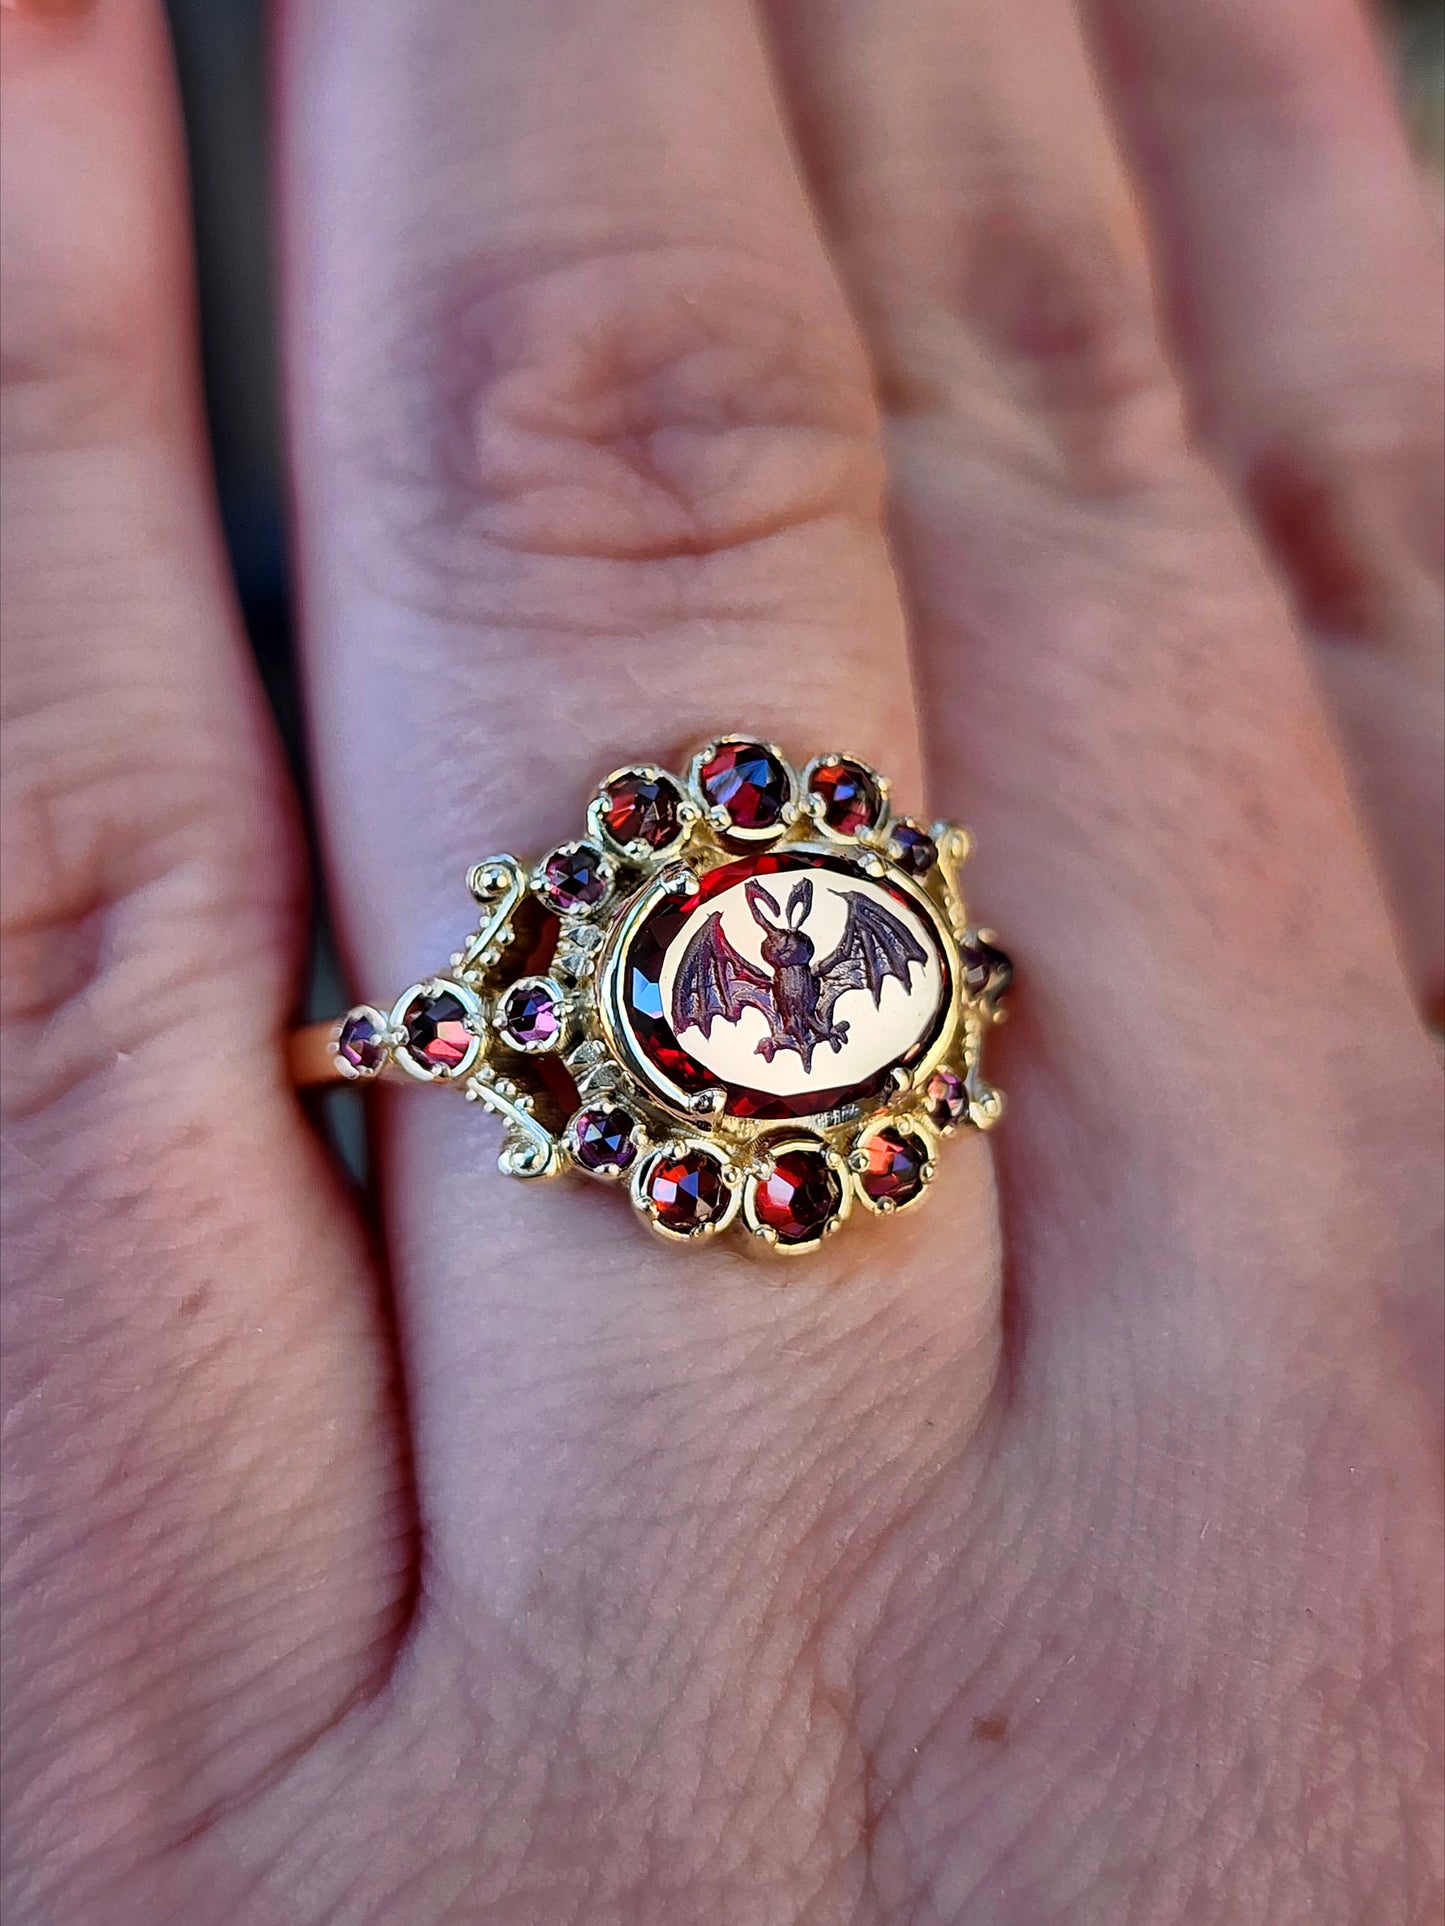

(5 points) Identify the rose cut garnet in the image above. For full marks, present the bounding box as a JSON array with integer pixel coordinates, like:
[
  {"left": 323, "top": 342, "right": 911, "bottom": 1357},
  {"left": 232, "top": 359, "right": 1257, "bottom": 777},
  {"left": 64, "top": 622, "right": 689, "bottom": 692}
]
[
  {"left": 889, "top": 821, "right": 938, "bottom": 877},
  {"left": 925, "top": 1067, "right": 968, "bottom": 1131},
  {"left": 571, "top": 1105, "right": 640, "bottom": 1175},
  {"left": 337, "top": 1010, "right": 385, "bottom": 1077},
  {"left": 961, "top": 937, "right": 1014, "bottom": 1002},
  {"left": 601, "top": 772, "right": 684, "bottom": 851},
  {"left": 753, "top": 1149, "right": 842, "bottom": 1245},
  {"left": 499, "top": 981, "right": 562, "bottom": 1051},
  {"left": 540, "top": 842, "right": 612, "bottom": 913},
  {"left": 401, "top": 987, "right": 473, "bottom": 1073},
  {"left": 698, "top": 741, "right": 791, "bottom": 832},
  {"left": 646, "top": 1149, "right": 731, "bottom": 1234},
  {"left": 860, "top": 1128, "right": 929, "bottom": 1208},
  {"left": 808, "top": 758, "right": 882, "bottom": 837}
]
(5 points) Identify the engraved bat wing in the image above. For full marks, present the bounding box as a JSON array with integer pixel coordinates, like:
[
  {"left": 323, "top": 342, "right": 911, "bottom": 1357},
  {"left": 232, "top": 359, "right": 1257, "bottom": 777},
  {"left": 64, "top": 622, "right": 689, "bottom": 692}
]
[
  {"left": 671, "top": 910, "right": 773, "bottom": 1037},
  {"left": 814, "top": 892, "right": 928, "bottom": 1028}
]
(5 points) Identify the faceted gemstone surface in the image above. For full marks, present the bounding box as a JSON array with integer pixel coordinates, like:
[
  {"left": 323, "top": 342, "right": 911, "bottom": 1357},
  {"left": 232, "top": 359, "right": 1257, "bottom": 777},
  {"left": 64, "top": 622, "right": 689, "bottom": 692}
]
[
  {"left": 860, "top": 1127, "right": 928, "bottom": 1207},
  {"left": 961, "top": 937, "right": 1014, "bottom": 1002},
  {"left": 601, "top": 772, "right": 684, "bottom": 851},
  {"left": 619, "top": 848, "right": 951, "bottom": 1123},
  {"left": 402, "top": 988, "right": 473, "bottom": 1072},
  {"left": 541, "top": 842, "right": 612, "bottom": 912},
  {"left": 753, "top": 1148, "right": 842, "bottom": 1245},
  {"left": 698, "top": 741, "right": 791, "bottom": 832},
  {"left": 646, "top": 1150, "right": 730, "bottom": 1234},
  {"left": 337, "top": 1010, "right": 385, "bottom": 1076},
  {"left": 889, "top": 821, "right": 938, "bottom": 877},
  {"left": 500, "top": 980, "right": 561, "bottom": 1050},
  {"left": 925, "top": 1066, "right": 968, "bottom": 1131},
  {"left": 808, "top": 758, "right": 882, "bottom": 837},
  {"left": 571, "top": 1105, "right": 640, "bottom": 1174}
]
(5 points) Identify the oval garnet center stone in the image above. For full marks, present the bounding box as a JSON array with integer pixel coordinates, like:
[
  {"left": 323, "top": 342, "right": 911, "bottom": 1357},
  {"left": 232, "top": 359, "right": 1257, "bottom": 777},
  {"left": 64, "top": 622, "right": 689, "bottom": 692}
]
[{"left": 615, "top": 848, "right": 951, "bottom": 1123}]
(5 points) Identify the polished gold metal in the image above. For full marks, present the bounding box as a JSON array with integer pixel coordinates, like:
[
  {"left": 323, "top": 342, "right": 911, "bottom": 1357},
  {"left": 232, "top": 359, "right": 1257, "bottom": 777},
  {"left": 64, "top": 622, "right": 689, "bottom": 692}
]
[{"left": 293, "top": 740, "right": 1012, "bottom": 1253}]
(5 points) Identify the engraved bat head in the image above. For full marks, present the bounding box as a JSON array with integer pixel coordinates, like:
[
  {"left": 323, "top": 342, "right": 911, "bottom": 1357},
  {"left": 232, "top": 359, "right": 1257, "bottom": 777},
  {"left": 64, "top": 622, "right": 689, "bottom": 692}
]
[{"left": 745, "top": 878, "right": 815, "bottom": 968}]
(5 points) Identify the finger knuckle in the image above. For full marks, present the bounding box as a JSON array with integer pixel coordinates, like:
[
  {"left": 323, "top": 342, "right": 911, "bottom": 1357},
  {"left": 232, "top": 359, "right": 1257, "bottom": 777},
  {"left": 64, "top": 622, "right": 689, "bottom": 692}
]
[
  {"left": 885, "top": 192, "right": 1183, "bottom": 495},
  {"left": 328, "top": 240, "right": 884, "bottom": 621},
  {"left": 0, "top": 716, "right": 297, "bottom": 1120},
  {"left": 0, "top": 212, "right": 172, "bottom": 456}
]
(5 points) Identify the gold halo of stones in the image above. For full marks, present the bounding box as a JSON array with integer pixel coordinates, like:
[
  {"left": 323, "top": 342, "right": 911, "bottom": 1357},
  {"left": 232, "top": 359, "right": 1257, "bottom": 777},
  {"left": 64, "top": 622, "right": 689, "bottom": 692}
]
[{"left": 321, "top": 739, "right": 1011, "bottom": 1256}]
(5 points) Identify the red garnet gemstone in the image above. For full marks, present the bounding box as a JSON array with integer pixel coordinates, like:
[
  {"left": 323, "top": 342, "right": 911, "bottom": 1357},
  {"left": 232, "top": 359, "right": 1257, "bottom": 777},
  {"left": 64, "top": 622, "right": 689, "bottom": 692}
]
[
  {"left": 753, "top": 1148, "right": 842, "bottom": 1245},
  {"left": 337, "top": 1010, "right": 385, "bottom": 1076},
  {"left": 925, "top": 1067, "right": 968, "bottom": 1131},
  {"left": 499, "top": 980, "right": 562, "bottom": 1050},
  {"left": 808, "top": 758, "right": 882, "bottom": 837},
  {"left": 860, "top": 1128, "right": 929, "bottom": 1207},
  {"left": 889, "top": 821, "right": 938, "bottom": 877},
  {"left": 601, "top": 772, "right": 684, "bottom": 851},
  {"left": 698, "top": 741, "right": 791, "bottom": 832},
  {"left": 571, "top": 1105, "right": 640, "bottom": 1174},
  {"left": 961, "top": 937, "right": 1014, "bottom": 1002},
  {"left": 540, "top": 843, "right": 612, "bottom": 913},
  {"left": 402, "top": 988, "right": 473, "bottom": 1072},
  {"left": 646, "top": 1149, "right": 730, "bottom": 1234}
]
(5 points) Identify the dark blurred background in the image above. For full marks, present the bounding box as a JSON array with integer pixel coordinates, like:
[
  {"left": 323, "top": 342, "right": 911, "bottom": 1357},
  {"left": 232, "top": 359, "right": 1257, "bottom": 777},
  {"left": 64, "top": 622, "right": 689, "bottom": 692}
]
[{"left": 163, "top": 0, "right": 1444, "bottom": 751}]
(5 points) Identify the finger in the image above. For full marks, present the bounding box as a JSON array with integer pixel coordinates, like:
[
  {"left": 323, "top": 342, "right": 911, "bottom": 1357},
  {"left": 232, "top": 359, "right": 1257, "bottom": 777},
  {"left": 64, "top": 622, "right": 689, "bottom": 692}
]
[
  {"left": 0, "top": 0, "right": 404, "bottom": 1873},
  {"left": 1083, "top": 0, "right": 1445, "bottom": 1009},
  {"left": 279, "top": 0, "right": 1000, "bottom": 1611},
  {"left": 764, "top": 1, "right": 1436, "bottom": 1346}
]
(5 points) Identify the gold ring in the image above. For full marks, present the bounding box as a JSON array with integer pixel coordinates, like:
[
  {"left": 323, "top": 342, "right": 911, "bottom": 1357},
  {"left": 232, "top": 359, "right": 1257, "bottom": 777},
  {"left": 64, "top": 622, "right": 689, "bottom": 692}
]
[{"left": 292, "top": 737, "right": 1012, "bottom": 1254}]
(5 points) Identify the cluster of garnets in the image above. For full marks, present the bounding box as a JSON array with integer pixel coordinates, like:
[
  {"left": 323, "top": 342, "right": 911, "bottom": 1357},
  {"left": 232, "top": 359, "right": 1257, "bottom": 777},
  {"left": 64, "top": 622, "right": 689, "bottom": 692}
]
[{"left": 332, "top": 739, "right": 1010, "bottom": 1250}]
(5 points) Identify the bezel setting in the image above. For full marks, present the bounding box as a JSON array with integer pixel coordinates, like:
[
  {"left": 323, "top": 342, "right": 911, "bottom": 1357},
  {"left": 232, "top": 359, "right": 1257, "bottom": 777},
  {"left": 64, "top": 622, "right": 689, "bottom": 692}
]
[{"left": 323, "top": 741, "right": 1011, "bottom": 1254}]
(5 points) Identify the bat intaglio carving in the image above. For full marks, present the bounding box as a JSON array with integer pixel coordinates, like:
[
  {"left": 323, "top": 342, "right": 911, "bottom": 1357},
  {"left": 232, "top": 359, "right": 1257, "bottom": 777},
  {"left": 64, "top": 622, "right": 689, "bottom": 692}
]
[{"left": 313, "top": 738, "right": 1012, "bottom": 1256}]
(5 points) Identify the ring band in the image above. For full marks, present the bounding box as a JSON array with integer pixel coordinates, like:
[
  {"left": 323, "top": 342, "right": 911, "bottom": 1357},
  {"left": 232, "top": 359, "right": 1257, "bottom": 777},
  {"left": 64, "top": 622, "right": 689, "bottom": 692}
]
[{"left": 294, "top": 737, "right": 1011, "bottom": 1254}]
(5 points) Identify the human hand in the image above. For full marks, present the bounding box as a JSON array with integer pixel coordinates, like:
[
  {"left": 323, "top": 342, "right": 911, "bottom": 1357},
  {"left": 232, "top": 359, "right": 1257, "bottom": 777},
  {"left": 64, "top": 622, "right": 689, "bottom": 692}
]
[{"left": 3, "top": 1, "right": 1441, "bottom": 1920}]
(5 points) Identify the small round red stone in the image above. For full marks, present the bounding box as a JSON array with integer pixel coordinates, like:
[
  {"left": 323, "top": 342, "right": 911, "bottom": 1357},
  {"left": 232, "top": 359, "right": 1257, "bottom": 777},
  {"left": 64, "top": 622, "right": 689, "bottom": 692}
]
[
  {"left": 400, "top": 987, "right": 473, "bottom": 1073},
  {"left": 337, "top": 1009, "right": 385, "bottom": 1077},
  {"left": 752, "top": 1148, "right": 842, "bottom": 1246},
  {"left": 601, "top": 771, "right": 685, "bottom": 851},
  {"left": 698, "top": 741, "right": 791, "bottom": 832},
  {"left": 889, "top": 821, "right": 938, "bottom": 877},
  {"left": 860, "top": 1128, "right": 929, "bottom": 1208},
  {"left": 961, "top": 937, "right": 1014, "bottom": 1003},
  {"left": 808, "top": 758, "right": 882, "bottom": 837},
  {"left": 540, "top": 842, "right": 612, "bottom": 913},
  {"left": 571, "top": 1105, "right": 641, "bottom": 1175},
  {"left": 645, "top": 1149, "right": 731, "bottom": 1234},
  {"left": 499, "top": 980, "right": 562, "bottom": 1051},
  {"left": 924, "top": 1067, "right": 968, "bottom": 1131}
]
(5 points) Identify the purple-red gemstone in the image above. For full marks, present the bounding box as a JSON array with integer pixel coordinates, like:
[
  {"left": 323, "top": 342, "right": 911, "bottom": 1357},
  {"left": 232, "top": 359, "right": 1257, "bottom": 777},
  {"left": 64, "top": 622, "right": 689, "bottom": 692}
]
[
  {"left": 500, "top": 981, "right": 562, "bottom": 1050},
  {"left": 808, "top": 758, "right": 882, "bottom": 837},
  {"left": 337, "top": 1010, "right": 385, "bottom": 1076},
  {"left": 402, "top": 988, "right": 473, "bottom": 1072},
  {"left": 889, "top": 821, "right": 938, "bottom": 877},
  {"left": 860, "top": 1128, "right": 928, "bottom": 1208},
  {"left": 925, "top": 1067, "right": 968, "bottom": 1131},
  {"left": 541, "top": 843, "right": 612, "bottom": 912},
  {"left": 698, "top": 741, "right": 791, "bottom": 832},
  {"left": 646, "top": 1149, "right": 730, "bottom": 1234},
  {"left": 961, "top": 938, "right": 1013, "bottom": 1002},
  {"left": 571, "top": 1105, "right": 640, "bottom": 1174},
  {"left": 753, "top": 1148, "right": 842, "bottom": 1245},
  {"left": 601, "top": 772, "right": 684, "bottom": 851}
]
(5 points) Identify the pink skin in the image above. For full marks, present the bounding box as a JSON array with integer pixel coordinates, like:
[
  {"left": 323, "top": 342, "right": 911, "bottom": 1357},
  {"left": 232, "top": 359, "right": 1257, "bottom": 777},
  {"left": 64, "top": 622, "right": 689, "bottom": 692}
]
[{"left": 2, "top": 1, "right": 1441, "bottom": 1922}]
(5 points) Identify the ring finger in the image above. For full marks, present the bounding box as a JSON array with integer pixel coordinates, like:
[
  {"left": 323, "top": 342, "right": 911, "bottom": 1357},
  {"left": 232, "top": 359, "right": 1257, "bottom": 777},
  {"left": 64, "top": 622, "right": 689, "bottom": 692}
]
[{"left": 278, "top": 0, "right": 999, "bottom": 1607}]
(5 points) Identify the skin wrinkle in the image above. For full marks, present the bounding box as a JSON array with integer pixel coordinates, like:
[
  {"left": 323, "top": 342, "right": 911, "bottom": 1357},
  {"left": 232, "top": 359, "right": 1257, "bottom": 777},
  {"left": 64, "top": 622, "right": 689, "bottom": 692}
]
[{"left": 2, "top": 0, "right": 1441, "bottom": 1919}]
